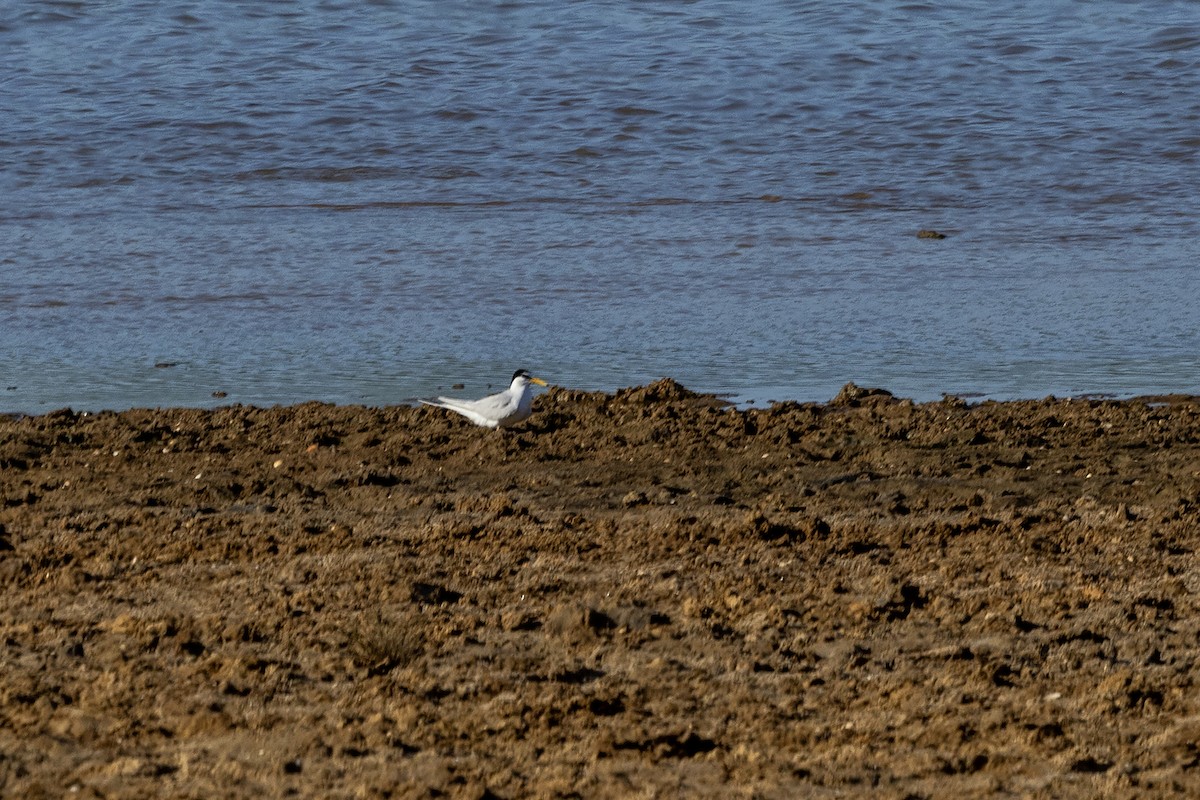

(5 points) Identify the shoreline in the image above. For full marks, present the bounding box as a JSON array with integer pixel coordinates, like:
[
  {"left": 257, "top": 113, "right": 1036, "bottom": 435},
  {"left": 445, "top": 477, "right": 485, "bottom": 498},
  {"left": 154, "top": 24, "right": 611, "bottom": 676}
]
[
  {"left": 5, "top": 387, "right": 1200, "bottom": 421},
  {"left": 3, "top": 380, "right": 1200, "bottom": 797}
]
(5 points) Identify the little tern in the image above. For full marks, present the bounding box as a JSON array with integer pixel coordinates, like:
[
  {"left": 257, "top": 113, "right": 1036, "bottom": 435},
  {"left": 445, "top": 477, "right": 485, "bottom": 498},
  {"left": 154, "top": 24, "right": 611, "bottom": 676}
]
[{"left": 420, "top": 369, "right": 549, "bottom": 428}]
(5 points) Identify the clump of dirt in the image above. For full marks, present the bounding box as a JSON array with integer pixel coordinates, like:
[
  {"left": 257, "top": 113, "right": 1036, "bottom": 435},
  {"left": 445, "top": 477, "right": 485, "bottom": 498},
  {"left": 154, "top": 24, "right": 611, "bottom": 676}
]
[{"left": 2, "top": 385, "right": 1200, "bottom": 798}]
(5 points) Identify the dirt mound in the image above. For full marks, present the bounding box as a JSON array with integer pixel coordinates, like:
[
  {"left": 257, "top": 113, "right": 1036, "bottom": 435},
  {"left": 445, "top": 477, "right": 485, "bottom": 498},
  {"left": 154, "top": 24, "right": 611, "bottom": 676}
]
[
  {"left": 827, "top": 381, "right": 897, "bottom": 407},
  {"left": 612, "top": 377, "right": 701, "bottom": 404},
  {"left": 2, "top": 383, "right": 1200, "bottom": 797}
]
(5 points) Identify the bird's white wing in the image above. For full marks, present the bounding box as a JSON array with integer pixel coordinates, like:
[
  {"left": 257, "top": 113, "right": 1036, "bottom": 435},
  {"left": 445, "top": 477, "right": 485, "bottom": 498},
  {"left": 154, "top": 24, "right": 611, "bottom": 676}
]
[
  {"left": 468, "top": 391, "right": 517, "bottom": 415},
  {"left": 421, "top": 390, "right": 517, "bottom": 427}
]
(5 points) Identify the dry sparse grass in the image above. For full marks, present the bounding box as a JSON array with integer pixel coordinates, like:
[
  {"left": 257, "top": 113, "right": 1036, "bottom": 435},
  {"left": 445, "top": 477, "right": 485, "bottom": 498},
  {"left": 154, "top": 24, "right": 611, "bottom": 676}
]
[{"left": 348, "top": 611, "right": 424, "bottom": 675}]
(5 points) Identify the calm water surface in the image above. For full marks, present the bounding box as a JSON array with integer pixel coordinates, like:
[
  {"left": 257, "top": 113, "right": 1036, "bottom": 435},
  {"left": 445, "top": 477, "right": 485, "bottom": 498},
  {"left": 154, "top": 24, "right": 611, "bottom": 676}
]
[{"left": 2, "top": 1, "right": 1198, "bottom": 411}]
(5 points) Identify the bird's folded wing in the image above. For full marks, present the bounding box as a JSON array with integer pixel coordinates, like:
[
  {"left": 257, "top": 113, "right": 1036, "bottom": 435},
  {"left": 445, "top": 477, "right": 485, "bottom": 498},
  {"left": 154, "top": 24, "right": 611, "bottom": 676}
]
[
  {"left": 423, "top": 394, "right": 513, "bottom": 416},
  {"left": 473, "top": 394, "right": 515, "bottom": 415}
]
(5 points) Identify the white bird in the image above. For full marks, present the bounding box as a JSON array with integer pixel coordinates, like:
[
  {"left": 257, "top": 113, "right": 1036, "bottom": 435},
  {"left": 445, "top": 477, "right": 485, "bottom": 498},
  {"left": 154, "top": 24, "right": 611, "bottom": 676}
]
[{"left": 420, "top": 369, "right": 549, "bottom": 428}]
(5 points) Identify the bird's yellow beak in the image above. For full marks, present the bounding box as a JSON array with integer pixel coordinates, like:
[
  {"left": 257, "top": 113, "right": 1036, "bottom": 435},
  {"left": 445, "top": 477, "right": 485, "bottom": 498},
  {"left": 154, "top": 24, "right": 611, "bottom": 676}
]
[{"left": 530, "top": 377, "right": 548, "bottom": 387}]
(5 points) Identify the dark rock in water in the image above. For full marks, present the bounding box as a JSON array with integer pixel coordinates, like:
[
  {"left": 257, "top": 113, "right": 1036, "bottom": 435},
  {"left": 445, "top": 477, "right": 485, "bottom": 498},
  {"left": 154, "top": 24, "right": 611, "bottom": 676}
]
[{"left": 917, "top": 229, "right": 947, "bottom": 239}]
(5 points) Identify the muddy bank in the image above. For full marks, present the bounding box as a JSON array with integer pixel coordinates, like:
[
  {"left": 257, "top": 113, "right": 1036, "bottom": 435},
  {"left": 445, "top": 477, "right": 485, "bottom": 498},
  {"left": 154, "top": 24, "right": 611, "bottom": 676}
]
[{"left": 2, "top": 380, "right": 1200, "bottom": 798}]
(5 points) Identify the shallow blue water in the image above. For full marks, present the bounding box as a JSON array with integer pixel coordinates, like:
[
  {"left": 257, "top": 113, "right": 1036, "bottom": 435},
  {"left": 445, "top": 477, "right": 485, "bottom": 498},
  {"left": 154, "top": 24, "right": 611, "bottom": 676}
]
[{"left": 2, "top": 1, "right": 1198, "bottom": 411}]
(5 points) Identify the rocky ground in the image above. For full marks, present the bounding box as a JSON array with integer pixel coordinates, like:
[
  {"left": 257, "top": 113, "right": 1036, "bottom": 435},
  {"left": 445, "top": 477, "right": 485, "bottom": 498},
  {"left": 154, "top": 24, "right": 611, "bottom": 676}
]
[{"left": 2, "top": 380, "right": 1200, "bottom": 798}]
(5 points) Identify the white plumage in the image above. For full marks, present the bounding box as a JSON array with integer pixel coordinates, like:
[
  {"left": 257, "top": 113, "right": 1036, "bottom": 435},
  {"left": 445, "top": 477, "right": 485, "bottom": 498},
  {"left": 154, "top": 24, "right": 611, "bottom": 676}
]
[{"left": 420, "top": 369, "right": 548, "bottom": 428}]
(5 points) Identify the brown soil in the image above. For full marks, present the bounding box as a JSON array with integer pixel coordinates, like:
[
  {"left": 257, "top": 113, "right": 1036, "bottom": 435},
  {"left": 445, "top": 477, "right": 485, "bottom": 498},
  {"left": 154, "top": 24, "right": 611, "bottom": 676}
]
[{"left": 3, "top": 380, "right": 1200, "bottom": 799}]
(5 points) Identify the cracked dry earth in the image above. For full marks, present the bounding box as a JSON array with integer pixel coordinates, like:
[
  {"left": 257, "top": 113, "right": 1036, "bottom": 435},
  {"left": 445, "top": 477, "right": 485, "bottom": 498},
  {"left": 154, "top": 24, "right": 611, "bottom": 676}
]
[{"left": 2, "top": 379, "right": 1200, "bottom": 798}]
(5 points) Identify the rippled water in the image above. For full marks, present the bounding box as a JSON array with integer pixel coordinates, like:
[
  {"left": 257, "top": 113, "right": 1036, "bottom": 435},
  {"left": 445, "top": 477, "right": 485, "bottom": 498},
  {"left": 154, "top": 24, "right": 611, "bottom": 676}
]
[{"left": 2, "top": 1, "right": 1198, "bottom": 411}]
